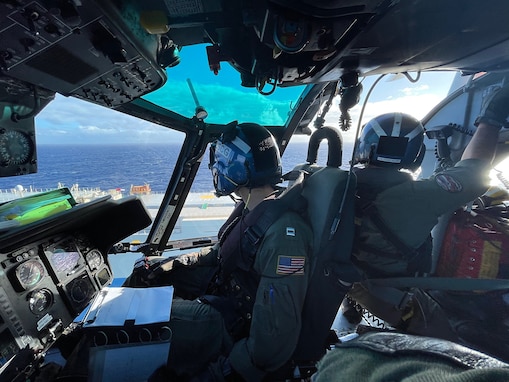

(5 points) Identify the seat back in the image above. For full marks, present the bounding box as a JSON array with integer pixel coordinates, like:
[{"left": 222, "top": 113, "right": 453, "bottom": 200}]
[{"left": 290, "top": 127, "right": 359, "bottom": 361}]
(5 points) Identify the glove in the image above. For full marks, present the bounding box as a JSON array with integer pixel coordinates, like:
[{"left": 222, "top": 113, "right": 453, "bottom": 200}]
[
  {"left": 475, "top": 84, "right": 509, "bottom": 128},
  {"left": 147, "top": 257, "right": 182, "bottom": 280},
  {"left": 122, "top": 256, "right": 185, "bottom": 287}
]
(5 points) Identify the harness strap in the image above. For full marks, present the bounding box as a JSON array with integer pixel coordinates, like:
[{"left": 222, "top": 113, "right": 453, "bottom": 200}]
[
  {"left": 362, "top": 203, "right": 417, "bottom": 256},
  {"left": 361, "top": 202, "right": 431, "bottom": 274},
  {"left": 242, "top": 171, "right": 307, "bottom": 258}
]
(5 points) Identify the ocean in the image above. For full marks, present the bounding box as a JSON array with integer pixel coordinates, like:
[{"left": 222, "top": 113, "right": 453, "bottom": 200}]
[{"left": 0, "top": 142, "right": 353, "bottom": 194}]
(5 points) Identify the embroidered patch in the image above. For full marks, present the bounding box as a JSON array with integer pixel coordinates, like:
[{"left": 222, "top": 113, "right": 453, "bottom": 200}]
[
  {"left": 258, "top": 136, "right": 275, "bottom": 151},
  {"left": 286, "top": 227, "right": 295, "bottom": 236},
  {"left": 435, "top": 174, "right": 463, "bottom": 192},
  {"left": 276, "top": 256, "right": 305, "bottom": 275}
]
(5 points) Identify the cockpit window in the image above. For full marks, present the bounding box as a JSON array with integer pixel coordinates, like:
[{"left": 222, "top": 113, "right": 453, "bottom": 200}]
[{"left": 142, "top": 44, "right": 306, "bottom": 126}]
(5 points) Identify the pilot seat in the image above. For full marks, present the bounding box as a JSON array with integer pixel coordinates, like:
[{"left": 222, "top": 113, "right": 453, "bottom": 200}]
[{"left": 268, "top": 126, "right": 359, "bottom": 380}]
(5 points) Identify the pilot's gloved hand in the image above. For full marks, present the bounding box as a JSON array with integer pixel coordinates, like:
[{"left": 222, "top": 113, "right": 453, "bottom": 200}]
[
  {"left": 190, "top": 356, "right": 243, "bottom": 382},
  {"left": 122, "top": 256, "right": 173, "bottom": 287},
  {"left": 147, "top": 252, "right": 200, "bottom": 281},
  {"left": 475, "top": 84, "right": 509, "bottom": 128}
]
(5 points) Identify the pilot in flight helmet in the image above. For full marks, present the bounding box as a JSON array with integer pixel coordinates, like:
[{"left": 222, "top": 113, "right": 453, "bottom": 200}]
[
  {"left": 210, "top": 123, "right": 282, "bottom": 196},
  {"left": 353, "top": 112, "right": 425, "bottom": 171}
]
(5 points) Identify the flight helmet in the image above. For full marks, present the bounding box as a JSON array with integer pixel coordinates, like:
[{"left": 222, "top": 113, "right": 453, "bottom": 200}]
[
  {"left": 353, "top": 112, "right": 425, "bottom": 171},
  {"left": 210, "top": 123, "right": 282, "bottom": 196}
]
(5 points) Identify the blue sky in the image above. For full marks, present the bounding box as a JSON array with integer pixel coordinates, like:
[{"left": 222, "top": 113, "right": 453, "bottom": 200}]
[{"left": 34, "top": 45, "right": 457, "bottom": 146}]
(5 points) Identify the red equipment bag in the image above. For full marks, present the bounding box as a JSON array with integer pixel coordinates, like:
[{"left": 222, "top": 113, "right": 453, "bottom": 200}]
[{"left": 436, "top": 207, "right": 509, "bottom": 279}]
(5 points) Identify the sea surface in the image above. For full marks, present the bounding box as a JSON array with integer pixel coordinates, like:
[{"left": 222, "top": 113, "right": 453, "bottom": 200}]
[{"left": 0, "top": 142, "right": 353, "bottom": 194}]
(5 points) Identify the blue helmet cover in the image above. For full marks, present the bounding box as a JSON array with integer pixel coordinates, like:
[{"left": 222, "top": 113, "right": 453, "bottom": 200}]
[
  {"left": 353, "top": 112, "right": 425, "bottom": 170},
  {"left": 211, "top": 123, "right": 282, "bottom": 196}
]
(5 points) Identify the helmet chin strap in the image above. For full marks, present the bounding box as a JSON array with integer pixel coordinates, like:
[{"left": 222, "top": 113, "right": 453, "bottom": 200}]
[{"left": 224, "top": 174, "right": 240, "bottom": 188}]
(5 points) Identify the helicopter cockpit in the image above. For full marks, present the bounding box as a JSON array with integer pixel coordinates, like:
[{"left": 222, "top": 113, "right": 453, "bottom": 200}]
[{"left": 2, "top": 0, "right": 509, "bottom": 380}]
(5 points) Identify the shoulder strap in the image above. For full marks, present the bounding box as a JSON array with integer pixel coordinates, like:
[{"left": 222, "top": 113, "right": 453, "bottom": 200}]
[
  {"left": 241, "top": 171, "right": 307, "bottom": 258},
  {"left": 360, "top": 201, "right": 432, "bottom": 274},
  {"left": 356, "top": 169, "right": 418, "bottom": 259},
  {"left": 362, "top": 202, "right": 418, "bottom": 257}
]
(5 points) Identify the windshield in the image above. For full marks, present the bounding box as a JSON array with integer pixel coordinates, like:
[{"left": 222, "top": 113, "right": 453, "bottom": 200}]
[{"left": 144, "top": 45, "right": 305, "bottom": 127}]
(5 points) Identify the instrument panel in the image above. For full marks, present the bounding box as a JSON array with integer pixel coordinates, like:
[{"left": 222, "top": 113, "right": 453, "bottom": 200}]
[
  {"left": 0, "top": 233, "right": 112, "bottom": 368},
  {"left": 0, "top": 0, "right": 166, "bottom": 108}
]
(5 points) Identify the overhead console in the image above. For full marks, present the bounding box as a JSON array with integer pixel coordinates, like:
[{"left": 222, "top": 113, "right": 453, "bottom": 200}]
[
  {"left": 0, "top": 192, "right": 152, "bottom": 370},
  {"left": 0, "top": 0, "right": 167, "bottom": 108},
  {"left": 0, "top": 0, "right": 170, "bottom": 177}
]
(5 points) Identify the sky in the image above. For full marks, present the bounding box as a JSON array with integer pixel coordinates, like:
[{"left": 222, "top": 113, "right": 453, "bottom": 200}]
[{"left": 34, "top": 45, "right": 458, "bottom": 147}]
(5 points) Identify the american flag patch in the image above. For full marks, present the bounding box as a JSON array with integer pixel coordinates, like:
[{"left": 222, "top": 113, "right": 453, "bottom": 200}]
[{"left": 276, "top": 256, "right": 305, "bottom": 275}]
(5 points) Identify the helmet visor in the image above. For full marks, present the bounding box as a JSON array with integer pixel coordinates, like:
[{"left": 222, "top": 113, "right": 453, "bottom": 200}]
[{"left": 210, "top": 139, "right": 249, "bottom": 196}]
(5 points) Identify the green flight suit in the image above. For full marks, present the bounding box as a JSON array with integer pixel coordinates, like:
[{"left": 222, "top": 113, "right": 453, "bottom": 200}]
[
  {"left": 154, "top": 207, "right": 312, "bottom": 380},
  {"left": 228, "top": 209, "right": 311, "bottom": 381},
  {"left": 354, "top": 158, "right": 491, "bottom": 276},
  {"left": 344, "top": 158, "right": 504, "bottom": 372}
]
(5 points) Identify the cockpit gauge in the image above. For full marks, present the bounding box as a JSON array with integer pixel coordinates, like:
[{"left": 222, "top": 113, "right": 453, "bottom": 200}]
[
  {"left": 28, "top": 288, "right": 53, "bottom": 314},
  {"left": 0, "top": 130, "right": 34, "bottom": 165},
  {"left": 15, "top": 259, "right": 45, "bottom": 290},
  {"left": 69, "top": 275, "right": 94, "bottom": 305},
  {"left": 86, "top": 250, "right": 103, "bottom": 270},
  {"left": 96, "top": 267, "right": 112, "bottom": 288}
]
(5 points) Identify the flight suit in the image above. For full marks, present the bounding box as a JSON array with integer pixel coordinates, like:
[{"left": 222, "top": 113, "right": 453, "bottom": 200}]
[
  {"left": 227, "top": 209, "right": 311, "bottom": 380},
  {"left": 150, "top": 201, "right": 312, "bottom": 381},
  {"left": 353, "top": 158, "right": 491, "bottom": 276},
  {"left": 346, "top": 158, "right": 501, "bottom": 364}
]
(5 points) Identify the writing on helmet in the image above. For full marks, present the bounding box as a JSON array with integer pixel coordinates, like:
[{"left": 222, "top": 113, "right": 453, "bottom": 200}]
[{"left": 210, "top": 123, "right": 282, "bottom": 196}]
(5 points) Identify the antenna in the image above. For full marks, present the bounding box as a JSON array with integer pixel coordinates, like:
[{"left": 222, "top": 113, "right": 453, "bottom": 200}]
[{"left": 186, "top": 78, "right": 208, "bottom": 120}]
